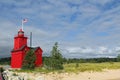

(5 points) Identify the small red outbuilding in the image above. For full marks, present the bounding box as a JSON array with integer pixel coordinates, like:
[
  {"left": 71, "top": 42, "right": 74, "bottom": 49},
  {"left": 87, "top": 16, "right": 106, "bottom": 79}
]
[{"left": 11, "top": 29, "right": 42, "bottom": 68}]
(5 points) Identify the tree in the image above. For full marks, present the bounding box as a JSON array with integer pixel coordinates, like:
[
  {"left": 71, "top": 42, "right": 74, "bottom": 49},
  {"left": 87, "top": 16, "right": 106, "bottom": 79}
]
[
  {"left": 50, "top": 42, "right": 63, "bottom": 70},
  {"left": 44, "top": 42, "right": 63, "bottom": 70},
  {"left": 22, "top": 49, "right": 36, "bottom": 69},
  {"left": 117, "top": 54, "right": 120, "bottom": 62}
]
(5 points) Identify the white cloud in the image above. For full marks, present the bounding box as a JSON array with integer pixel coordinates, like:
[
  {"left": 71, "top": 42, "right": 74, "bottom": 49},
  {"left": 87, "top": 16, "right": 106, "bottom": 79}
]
[
  {"left": 115, "top": 47, "right": 120, "bottom": 52},
  {"left": 67, "top": 47, "right": 94, "bottom": 53},
  {"left": 98, "top": 46, "right": 108, "bottom": 54},
  {"left": 0, "top": 0, "right": 120, "bottom": 58}
]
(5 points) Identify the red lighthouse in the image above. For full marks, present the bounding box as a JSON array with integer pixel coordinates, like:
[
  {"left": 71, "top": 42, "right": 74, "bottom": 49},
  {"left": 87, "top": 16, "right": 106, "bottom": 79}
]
[{"left": 11, "top": 29, "right": 43, "bottom": 68}]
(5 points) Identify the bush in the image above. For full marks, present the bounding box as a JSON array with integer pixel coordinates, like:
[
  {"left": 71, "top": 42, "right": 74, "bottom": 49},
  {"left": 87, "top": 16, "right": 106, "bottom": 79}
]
[{"left": 22, "top": 49, "right": 36, "bottom": 70}]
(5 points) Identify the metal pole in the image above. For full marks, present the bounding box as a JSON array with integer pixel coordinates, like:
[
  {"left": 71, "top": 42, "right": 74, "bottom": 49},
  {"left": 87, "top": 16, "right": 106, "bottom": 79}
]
[
  {"left": 22, "top": 20, "right": 23, "bottom": 31},
  {"left": 30, "top": 32, "right": 32, "bottom": 47}
]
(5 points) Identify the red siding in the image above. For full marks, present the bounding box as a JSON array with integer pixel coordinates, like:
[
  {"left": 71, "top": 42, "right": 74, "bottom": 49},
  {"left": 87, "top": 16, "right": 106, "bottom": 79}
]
[
  {"left": 14, "top": 37, "right": 27, "bottom": 50},
  {"left": 11, "top": 51, "right": 23, "bottom": 68},
  {"left": 35, "top": 49, "right": 42, "bottom": 67}
]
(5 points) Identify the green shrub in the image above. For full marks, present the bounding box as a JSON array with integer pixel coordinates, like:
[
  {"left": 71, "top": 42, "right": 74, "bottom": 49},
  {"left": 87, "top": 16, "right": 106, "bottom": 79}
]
[{"left": 22, "top": 49, "right": 36, "bottom": 70}]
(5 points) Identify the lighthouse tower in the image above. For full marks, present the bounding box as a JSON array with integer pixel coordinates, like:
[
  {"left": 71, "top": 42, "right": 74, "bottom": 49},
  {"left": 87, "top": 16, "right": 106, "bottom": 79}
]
[
  {"left": 11, "top": 29, "right": 29, "bottom": 68},
  {"left": 11, "top": 29, "right": 43, "bottom": 68},
  {"left": 14, "top": 29, "right": 27, "bottom": 50}
]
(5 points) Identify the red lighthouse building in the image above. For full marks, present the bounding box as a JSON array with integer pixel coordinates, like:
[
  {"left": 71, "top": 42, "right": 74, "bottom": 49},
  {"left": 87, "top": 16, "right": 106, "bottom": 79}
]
[{"left": 11, "top": 29, "right": 43, "bottom": 68}]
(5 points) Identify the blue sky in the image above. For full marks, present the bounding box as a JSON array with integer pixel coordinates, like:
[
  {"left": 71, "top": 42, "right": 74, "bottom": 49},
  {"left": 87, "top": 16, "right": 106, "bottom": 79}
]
[{"left": 0, "top": 0, "right": 120, "bottom": 58}]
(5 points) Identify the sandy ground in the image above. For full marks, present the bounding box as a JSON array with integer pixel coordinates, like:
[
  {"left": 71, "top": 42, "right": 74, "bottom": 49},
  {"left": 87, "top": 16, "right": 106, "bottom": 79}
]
[
  {"left": 36, "top": 69, "right": 120, "bottom": 80},
  {"left": 1, "top": 64, "right": 120, "bottom": 80}
]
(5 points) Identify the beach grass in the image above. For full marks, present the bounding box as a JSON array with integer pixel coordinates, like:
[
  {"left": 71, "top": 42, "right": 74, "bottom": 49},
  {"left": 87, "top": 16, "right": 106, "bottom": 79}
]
[
  {"left": 13, "top": 62, "right": 120, "bottom": 73},
  {"left": 63, "top": 62, "right": 120, "bottom": 73}
]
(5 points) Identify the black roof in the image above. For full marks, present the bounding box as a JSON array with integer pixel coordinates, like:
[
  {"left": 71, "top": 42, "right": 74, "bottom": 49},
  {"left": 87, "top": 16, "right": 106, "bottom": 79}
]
[
  {"left": 11, "top": 45, "right": 42, "bottom": 52},
  {"left": 11, "top": 45, "right": 27, "bottom": 52}
]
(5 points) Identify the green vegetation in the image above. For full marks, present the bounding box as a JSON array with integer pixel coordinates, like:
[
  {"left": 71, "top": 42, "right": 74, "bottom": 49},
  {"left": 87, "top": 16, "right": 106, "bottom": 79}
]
[
  {"left": 64, "top": 62, "right": 120, "bottom": 72},
  {"left": 0, "top": 57, "right": 10, "bottom": 65},
  {"left": 22, "top": 49, "right": 36, "bottom": 70},
  {"left": 14, "top": 62, "right": 120, "bottom": 73},
  {"left": 64, "top": 58, "right": 118, "bottom": 63},
  {"left": 117, "top": 54, "right": 120, "bottom": 61},
  {"left": 0, "top": 67, "right": 4, "bottom": 72},
  {"left": 44, "top": 42, "right": 64, "bottom": 70}
]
